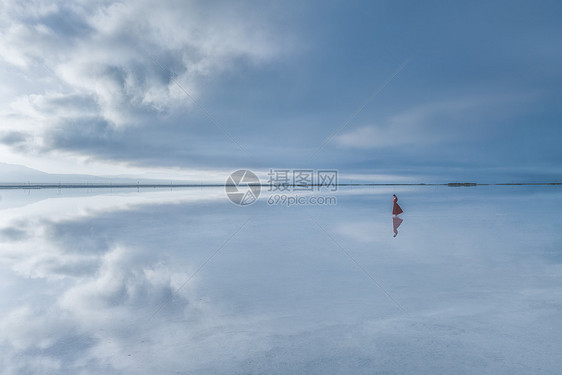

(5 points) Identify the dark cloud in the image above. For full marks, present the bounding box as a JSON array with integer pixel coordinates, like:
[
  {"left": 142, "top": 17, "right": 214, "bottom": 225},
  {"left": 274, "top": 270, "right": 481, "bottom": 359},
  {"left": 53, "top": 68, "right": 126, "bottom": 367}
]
[
  {"left": 0, "top": 0, "right": 561, "bottom": 179},
  {"left": 0, "top": 131, "right": 30, "bottom": 146},
  {"left": 38, "top": 7, "right": 93, "bottom": 38},
  {"left": 0, "top": 226, "right": 28, "bottom": 241},
  {"left": 41, "top": 112, "right": 252, "bottom": 168},
  {"left": 44, "top": 116, "right": 115, "bottom": 149},
  {"left": 35, "top": 93, "right": 99, "bottom": 115}
]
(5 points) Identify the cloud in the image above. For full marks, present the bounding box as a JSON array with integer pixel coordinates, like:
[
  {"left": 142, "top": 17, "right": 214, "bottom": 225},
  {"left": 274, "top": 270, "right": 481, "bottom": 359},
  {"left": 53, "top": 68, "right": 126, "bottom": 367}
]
[
  {"left": 0, "top": 226, "right": 28, "bottom": 241},
  {"left": 0, "top": 0, "right": 292, "bottom": 169},
  {"left": 0, "top": 131, "right": 31, "bottom": 149},
  {"left": 334, "top": 94, "right": 531, "bottom": 150},
  {"left": 10, "top": 93, "right": 100, "bottom": 119},
  {"left": 0, "top": 192, "right": 274, "bottom": 374}
]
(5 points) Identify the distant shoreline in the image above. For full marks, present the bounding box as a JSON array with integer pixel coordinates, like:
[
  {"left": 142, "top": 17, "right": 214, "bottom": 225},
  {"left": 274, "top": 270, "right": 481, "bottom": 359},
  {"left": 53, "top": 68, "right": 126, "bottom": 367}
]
[{"left": 0, "top": 182, "right": 561, "bottom": 190}]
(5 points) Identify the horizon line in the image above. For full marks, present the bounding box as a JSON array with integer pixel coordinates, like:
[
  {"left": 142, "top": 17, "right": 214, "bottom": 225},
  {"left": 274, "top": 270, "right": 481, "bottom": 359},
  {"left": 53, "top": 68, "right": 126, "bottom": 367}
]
[{"left": 0, "top": 182, "right": 561, "bottom": 190}]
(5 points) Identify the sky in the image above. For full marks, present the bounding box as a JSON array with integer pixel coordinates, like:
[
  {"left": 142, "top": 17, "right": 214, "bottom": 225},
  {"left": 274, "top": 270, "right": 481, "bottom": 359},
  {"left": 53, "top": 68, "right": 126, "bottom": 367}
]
[{"left": 0, "top": 0, "right": 561, "bottom": 182}]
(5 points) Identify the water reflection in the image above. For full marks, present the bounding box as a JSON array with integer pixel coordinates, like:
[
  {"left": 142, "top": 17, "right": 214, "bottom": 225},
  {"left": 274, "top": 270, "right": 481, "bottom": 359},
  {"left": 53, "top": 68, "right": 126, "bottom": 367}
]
[
  {"left": 392, "top": 216, "right": 403, "bottom": 237},
  {"left": 0, "top": 187, "right": 561, "bottom": 374}
]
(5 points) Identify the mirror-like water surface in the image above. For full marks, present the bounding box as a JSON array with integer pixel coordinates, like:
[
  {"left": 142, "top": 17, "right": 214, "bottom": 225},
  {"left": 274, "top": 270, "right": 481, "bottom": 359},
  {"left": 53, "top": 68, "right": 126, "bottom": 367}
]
[{"left": 1, "top": 186, "right": 561, "bottom": 374}]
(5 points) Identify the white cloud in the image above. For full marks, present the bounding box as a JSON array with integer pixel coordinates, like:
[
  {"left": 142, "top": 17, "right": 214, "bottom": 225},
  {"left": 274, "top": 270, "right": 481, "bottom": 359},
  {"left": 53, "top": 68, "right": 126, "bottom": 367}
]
[
  {"left": 0, "top": 0, "right": 292, "bottom": 173},
  {"left": 1, "top": 0, "right": 282, "bottom": 107}
]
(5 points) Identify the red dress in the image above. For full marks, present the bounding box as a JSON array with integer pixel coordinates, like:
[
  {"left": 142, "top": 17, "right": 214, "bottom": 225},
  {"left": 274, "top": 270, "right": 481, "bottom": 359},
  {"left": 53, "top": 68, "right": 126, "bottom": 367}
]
[{"left": 392, "top": 197, "right": 403, "bottom": 215}]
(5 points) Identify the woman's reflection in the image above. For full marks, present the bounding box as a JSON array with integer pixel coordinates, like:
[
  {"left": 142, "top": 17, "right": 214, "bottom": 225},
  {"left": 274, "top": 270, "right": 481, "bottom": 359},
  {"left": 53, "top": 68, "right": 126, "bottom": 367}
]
[{"left": 393, "top": 216, "right": 403, "bottom": 237}]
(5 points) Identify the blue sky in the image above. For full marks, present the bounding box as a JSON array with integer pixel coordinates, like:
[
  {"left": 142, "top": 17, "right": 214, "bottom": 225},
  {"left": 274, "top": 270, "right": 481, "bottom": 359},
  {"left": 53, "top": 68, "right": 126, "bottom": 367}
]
[{"left": 0, "top": 0, "right": 561, "bottom": 182}]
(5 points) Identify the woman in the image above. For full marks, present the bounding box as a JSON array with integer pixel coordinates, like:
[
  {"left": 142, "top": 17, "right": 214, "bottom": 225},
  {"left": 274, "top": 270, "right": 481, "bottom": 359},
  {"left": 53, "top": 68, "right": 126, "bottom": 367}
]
[{"left": 392, "top": 194, "right": 403, "bottom": 216}]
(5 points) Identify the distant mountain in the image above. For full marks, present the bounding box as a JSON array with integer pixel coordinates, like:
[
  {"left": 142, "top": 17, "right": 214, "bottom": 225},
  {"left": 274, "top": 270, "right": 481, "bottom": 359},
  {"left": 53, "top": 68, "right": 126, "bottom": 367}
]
[
  {"left": 0, "top": 163, "right": 171, "bottom": 184},
  {"left": 0, "top": 163, "right": 53, "bottom": 182}
]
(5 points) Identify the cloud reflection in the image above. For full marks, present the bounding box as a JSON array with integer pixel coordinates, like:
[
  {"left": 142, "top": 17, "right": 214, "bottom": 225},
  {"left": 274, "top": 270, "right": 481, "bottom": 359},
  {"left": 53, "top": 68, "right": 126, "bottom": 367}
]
[{"left": 0, "top": 187, "right": 562, "bottom": 373}]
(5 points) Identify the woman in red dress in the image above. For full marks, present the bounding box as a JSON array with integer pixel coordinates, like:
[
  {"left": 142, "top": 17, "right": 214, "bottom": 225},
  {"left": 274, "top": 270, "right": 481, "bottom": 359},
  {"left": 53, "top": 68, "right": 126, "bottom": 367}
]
[{"left": 392, "top": 194, "right": 403, "bottom": 216}]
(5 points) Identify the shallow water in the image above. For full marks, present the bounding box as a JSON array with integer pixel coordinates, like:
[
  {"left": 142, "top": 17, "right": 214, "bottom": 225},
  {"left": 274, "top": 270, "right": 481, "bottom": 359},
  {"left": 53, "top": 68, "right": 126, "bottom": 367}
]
[{"left": 0, "top": 186, "right": 561, "bottom": 374}]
